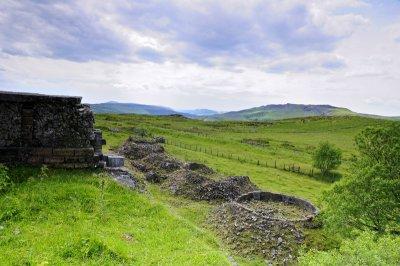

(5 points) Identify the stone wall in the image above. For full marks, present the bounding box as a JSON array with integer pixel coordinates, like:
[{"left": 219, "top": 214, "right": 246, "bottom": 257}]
[
  {"left": 237, "top": 191, "right": 319, "bottom": 222},
  {"left": 0, "top": 91, "right": 105, "bottom": 168}
]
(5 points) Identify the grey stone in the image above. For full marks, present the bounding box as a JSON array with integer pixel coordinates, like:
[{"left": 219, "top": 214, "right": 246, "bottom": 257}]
[
  {"left": 106, "top": 155, "right": 124, "bottom": 167},
  {"left": 0, "top": 91, "right": 105, "bottom": 167}
]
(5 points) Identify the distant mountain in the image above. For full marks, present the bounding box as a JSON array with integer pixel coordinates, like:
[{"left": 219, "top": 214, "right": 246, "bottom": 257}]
[
  {"left": 90, "top": 102, "right": 180, "bottom": 115},
  {"left": 90, "top": 101, "right": 399, "bottom": 121},
  {"left": 206, "top": 104, "right": 358, "bottom": 121},
  {"left": 179, "top": 109, "right": 220, "bottom": 116},
  {"left": 90, "top": 102, "right": 220, "bottom": 117}
]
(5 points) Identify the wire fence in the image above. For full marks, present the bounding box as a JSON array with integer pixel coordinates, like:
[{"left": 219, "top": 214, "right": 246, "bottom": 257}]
[{"left": 165, "top": 138, "right": 316, "bottom": 177}]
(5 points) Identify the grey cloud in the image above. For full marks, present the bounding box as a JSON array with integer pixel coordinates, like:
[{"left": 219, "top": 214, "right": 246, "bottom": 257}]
[
  {"left": 0, "top": 0, "right": 365, "bottom": 68},
  {"left": 0, "top": 1, "right": 130, "bottom": 62}
]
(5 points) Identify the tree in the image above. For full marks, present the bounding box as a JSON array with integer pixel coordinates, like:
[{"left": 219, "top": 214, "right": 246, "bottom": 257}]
[
  {"left": 313, "top": 142, "right": 342, "bottom": 175},
  {"left": 323, "top": 123, "right": 400, "bottom": 236}
]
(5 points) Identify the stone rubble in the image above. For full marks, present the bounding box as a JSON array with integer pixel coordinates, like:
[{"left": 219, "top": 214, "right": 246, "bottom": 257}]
[{"left": 119, "top": 135, "right": 319, "bottom": 263}]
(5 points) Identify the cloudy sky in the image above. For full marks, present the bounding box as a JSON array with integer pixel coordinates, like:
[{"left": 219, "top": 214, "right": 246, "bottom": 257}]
[{"left": 0, "top": 0, "right": 399, "bottom": 115}]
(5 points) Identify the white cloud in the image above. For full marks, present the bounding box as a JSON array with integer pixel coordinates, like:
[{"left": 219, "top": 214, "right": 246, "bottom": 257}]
[{"left": 0, "top": 0, "right": 399, "bottom": 116}]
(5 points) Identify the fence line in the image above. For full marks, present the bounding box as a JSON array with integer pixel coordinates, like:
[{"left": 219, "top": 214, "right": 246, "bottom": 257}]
[{"left": 164, "top": 138, "right": 315, "bottom": 177}]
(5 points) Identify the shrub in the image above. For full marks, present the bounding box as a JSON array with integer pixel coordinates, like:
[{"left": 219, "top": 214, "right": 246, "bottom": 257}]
[
  {"left": 0, "top": 164, "right": 11, "bottom": 193},
  {"left": 323, "top": 123, "right": 400, "bottom": 235},
  {"left": 299, "top": 232, "right": 400, "bottom": 265},
  {"left": 313, "top": 142, "right": 342, "bottom": 175}
]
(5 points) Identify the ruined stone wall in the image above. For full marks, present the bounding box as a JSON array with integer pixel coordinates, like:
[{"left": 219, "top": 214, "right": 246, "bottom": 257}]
[{"left": 0, "top": 91, "right": 104, "bottom": 168}]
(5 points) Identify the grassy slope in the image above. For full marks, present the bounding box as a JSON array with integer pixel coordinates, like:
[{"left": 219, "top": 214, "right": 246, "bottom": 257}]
[
  {"left": 1, "top": 115, "right": 391, "bottom": 265},
  {"left": 96, "top": 114, "right": 390, "bottom": 203},
  {"left": 90, "top": 102, "right": 177, "bottom": 115},
  {"left": 0, "top": 168, "right": 232, "bottom": 265},
  {"left": 208, "top": 104, "right": 356, "bottom": 121}
]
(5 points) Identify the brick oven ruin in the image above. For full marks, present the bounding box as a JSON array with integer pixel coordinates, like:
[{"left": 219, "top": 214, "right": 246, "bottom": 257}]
[{"left": 0, "top": 91, "right": 105, "bottom": 168}]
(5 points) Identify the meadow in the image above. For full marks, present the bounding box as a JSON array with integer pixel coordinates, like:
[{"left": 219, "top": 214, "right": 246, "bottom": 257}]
[
  {"left": 0, "top": 114, "right": 391, "bottom": 265},
  {"left": 96, "top": 114, "right": 389, "bottom": 203}
]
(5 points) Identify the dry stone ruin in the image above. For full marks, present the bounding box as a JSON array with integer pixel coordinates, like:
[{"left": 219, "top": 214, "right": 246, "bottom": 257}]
[{"left": 0, "top": 91, "right": 105, "bottom": 168}]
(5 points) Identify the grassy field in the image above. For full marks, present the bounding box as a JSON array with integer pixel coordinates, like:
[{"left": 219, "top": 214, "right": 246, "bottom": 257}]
[
  {"left": 0, "top": 167, "right": 235, "bottom": 265},
  {"left": 96, "top": 114, "right": 390, "bottom": 203},
  {"left": 1, "top": 115, "right": 392, "bottom": 265}
]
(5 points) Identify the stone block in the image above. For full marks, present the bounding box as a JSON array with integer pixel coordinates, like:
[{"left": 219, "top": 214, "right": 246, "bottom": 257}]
[
  {"left": 106, "top": 155, "right": 124, "bottom": 167},
  {"left": 0, "top": 147, "right": 20, "bottom": 156},
  {"left": 61, "top": 163, "right": 76, "bottom": 169},
  {"left": 44, "top": 157, "right": 65, "bottom": 164},
  {"left": 27, "top": 156, "right": 43, "bottom": 165},
  {"left": 74, "top": 163, "right": 92, "bottom": 168},
  {"left": 32, "top": 148, "right": 53, "bottom": 156},
  {"left": 74, "top": 148, "right": 94, "bottom": 156},
  {"left": 53, "top": 148, "right": 75, "bottom": 157}
]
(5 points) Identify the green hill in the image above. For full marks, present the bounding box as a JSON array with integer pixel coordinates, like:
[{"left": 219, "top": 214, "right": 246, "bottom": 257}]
[
  {"left": 207, "top": 104, "right": 358, "bottom": 121},
  {"left": 90, "top": 102, "right": 180, "bottom": 115}
]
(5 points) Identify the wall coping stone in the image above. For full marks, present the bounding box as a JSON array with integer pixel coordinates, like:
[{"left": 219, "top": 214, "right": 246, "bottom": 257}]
[{"left": 0, "top": 91, "right": 82, "bottom": 105}]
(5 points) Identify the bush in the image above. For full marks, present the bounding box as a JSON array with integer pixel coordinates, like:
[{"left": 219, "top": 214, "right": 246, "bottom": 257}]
[
  {"left": 299, "top": 232, "right": 400, "bottom": 265},
  {"left": 313, "top": 142, "right": 342, "bottom": 175},
  {"left": 323, "top": 123, "right": 400, "bottom": 235},
  {"left": 0, "top": 164, "right": 11, "bottom": 193}
]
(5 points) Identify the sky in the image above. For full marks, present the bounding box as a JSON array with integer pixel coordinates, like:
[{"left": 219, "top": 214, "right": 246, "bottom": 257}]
[{"left": 0, "top": 0, "right": 399, "bottom": 116}]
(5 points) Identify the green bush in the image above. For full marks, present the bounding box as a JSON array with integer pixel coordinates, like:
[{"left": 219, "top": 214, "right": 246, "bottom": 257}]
[
  {"left": 0, "top": 164, "right": 11, "bottom": 193},
  {"left": 299, "top": 232, "right": 400, "bottom": 265},
  {"left": 313, "top": 142, "right": 342, "bottom": 175},
  {"left": 323, "top": 123, "right": 400, "bottom": 235}
]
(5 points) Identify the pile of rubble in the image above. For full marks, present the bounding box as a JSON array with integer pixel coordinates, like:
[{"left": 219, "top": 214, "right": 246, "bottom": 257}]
[
  {"left": 209, "top": 202, "right": 303, "bottom": 264},
  {"left": 119, "top": 136, "right": 257, "bottom": 201},
  {"left": 119, "top": 136, "right": 318, "bottom": 263}
]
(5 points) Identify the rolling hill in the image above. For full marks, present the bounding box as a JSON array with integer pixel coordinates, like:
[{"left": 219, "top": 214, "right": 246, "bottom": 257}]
[
  {"left": 90, "top": 101, "right": 180, "bottom": 115},
  {"left": 178, "top": 109, "right": 220, "bottom": 116},
  {"left": 206, "top": 104, "right": 356, "bottom": 121},
  {"left": 90, "top": 102, "right": 398, "bottom": 121}
]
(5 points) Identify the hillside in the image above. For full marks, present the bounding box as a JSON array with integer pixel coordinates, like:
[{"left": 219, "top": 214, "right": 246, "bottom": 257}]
[
  {"left": 179, "top": 109, "right": 220, "bottom": 116},
  {"left": 0, "top": 167, "right": 233, "bottom": 265},
  {"left": 207, "top": 104, "right": 357, "bottom": 121},
  {"left": 2, "top": 115, "right": 397, "bottom": 265},
  {"left": 90, "top": 102, "right": 180, "bottom": 115},
  {"left": 90, "top": 102, "right": 398, "bottom": 121},
  {"left": 96, "top": 114, "right": 392, "bottom": 202}
]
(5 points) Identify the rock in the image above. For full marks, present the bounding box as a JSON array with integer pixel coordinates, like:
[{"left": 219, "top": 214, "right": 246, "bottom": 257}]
[
  {"left": 153, "top": 136, "right": 165, "bottom": 143},
  {"left": 122, "top": 233, "right": 134, "bottom": 242},
  {"left": 106, "top": 168, "right": 137, "bottom": 189},
  {"left": 145, "top": 171, "right": 166, "bottom": 183},
  {"left": 106, "top": 155, "right": 124, "bottom": 167},
  {"left": 184, "top": 162, "right": 214, "bottom": 174},
  {"left": 160, "top": 161, "right": 181, "bottom": 171},
  {"left": 209, "top": 202, "right": 304, "bottom": 264}
]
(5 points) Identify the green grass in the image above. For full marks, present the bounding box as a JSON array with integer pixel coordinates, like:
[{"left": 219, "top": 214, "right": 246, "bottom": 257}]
[
  {"left": 0, "top": 167, "right": 232, "bottom": 265},
  {"left": 96, "top": 114, "right": 390, "bottom": 203},
  {"left": 1, "top": 114, "right": 392, "bottom": 265}
]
